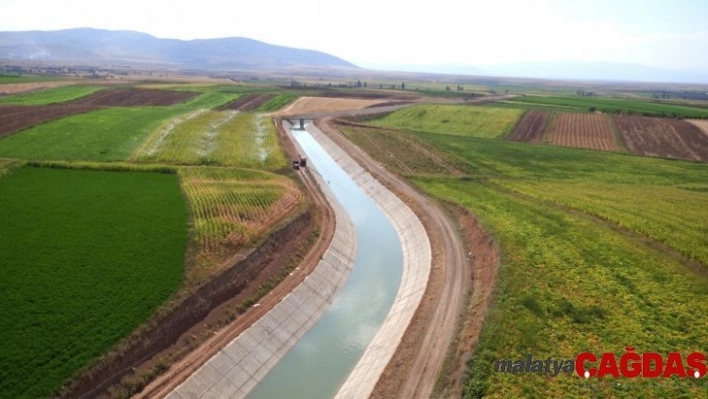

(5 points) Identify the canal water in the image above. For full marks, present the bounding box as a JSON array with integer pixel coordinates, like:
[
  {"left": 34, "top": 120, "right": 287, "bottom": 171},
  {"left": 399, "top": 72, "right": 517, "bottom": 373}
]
[{"left": 246, "top": 126, "right": 403, "bottom": 398}]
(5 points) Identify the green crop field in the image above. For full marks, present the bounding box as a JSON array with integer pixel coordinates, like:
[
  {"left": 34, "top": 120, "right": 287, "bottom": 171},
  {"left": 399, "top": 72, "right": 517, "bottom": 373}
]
[
  {"left": 0, "top": 107, "right": 184, "bottom": 161},
  {"left": 133, "top": 111, "right": 287, "bottom": 170},
  {"left": 0, "top": 74, "right": 55, "bottom": 84},
  {"left": 257, "top": 94, "right": 298, "bottom": 112},
  {"left": 369, "top": 104, "right": 522, "bottom": 139},
  {"left": 0, "top": 167, "right": 187, "bottom": 398},
  {"left": 506, "top": 96, "right": 708, "bottom": 118},
  {"left": 339, "top": 124, "right": 708, "bottom": 398},
  {"left": 499, "top": 181, "right": 708, "bottom": 265},
  {"left": 179, "top": 91, "right": 242, "bottom": 110},
  {"left": 0, "top": 85, "right": 103, "bottom": 105}
]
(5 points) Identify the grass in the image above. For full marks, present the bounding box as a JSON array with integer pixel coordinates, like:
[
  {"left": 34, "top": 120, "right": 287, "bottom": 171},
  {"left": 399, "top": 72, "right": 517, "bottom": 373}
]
[
  {"left": 499, "top": 181, "right": 708, "bottom": 265},
  {"left": 0, "top": 85, "right": 103, "bottom": 105},
  {"left": 0, "top": 107, "right": 185, "bottom": 161},
  {"left": 337, "top": 124, "right": 708, "bottom": 397},
  {"left": 369, "top": 104, "right": 522, "bottom": 139},
  {"left": 0, "top": 167, "right": 187, "bottom": 398},
  {"left": 178, "top": 91, "right": 242, "bottom": 111},
  {"left": 0, "top": 74, "right": 56, "bottom": 84},
  {"left": 507, "top": 96, "right": 708, "bottom": 118},
  {"left": 257, "top": 94, "right": 298, "bottom": 112},
  {"left": 178, "top": 167, "right": 303, "bottom": 280},
  {"left": 415, "top": 178, "right": 708, "bottom": 398},
  {"left": 132, "top": 111, "right": 287, "bottom": 170}
]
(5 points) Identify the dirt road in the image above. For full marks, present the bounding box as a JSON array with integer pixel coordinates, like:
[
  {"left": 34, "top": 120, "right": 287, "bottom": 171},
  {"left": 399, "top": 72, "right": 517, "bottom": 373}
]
[{"left": 317, "top": 118, "right": 470, "bottom": 398}]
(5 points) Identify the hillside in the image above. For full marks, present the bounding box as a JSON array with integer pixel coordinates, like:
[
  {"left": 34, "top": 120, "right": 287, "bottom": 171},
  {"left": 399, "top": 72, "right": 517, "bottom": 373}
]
[{"left": 0, "top": 28, "right": 358, "bottom": 71}]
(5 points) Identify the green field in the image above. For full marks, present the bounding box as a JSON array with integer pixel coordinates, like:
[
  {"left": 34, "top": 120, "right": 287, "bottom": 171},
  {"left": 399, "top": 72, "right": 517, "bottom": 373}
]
[
  {"left": 179, "top": 91, "right": 242, "bottom": 110},
  {"left": 0, "top": 167, "right": 187, "bottom": 398},
  {"left": 257, "top": 94, "right": 299, "bottom": 112},
  {"left": 370, "top": 104, "right": 523, "bottom": 139},
  {"left": 0, "top": 107, "right": 185, "bottom": 161},
  {"left": 133, "top": 111, "right": 287, "bottom": 169},
  {"left": 499, "top": 181, "right": 708, "bottom": 265},
  {"left": 417, "top": 178, "right": 708, "bottom": 398},
  {"left": 0, "top": 85, "right": 103, "bottom": 105},
  {"left": 339, "top": 124, "right": 708, "bottom": 398},
  {"left": 507, "top": 96, "right": 708, "bottom": 118},
  {"left": 0, "top": 74, "right": 56, "bottom": 84}
]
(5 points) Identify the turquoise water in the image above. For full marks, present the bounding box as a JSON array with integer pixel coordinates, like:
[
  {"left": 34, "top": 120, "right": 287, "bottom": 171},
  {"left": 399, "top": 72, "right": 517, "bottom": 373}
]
[{"left": 246, "top": 127, "right": 403, "bottom": 398}]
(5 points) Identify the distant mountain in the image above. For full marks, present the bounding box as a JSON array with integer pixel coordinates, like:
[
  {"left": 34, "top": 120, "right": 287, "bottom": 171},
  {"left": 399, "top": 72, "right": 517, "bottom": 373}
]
[
  {"left": 0, "top": 28, "right": 358, "bottom": 71},
  {"left": 478, "top": 61, "right": 708, "bottom": 84}
]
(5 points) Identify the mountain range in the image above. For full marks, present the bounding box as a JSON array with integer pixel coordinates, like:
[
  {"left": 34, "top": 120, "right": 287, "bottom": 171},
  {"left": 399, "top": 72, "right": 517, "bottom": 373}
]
[{"left": 0, "top": 28, "right": 357, "bottom": 71}]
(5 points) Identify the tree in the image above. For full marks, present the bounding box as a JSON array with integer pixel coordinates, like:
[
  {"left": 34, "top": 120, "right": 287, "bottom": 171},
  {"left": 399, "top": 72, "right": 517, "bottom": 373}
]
[
  {"left": 445, "top": 86, "right": 451, "bottom": 91},
  {"left": 401, "top": 82, "right": 406, "bottom": 90}
]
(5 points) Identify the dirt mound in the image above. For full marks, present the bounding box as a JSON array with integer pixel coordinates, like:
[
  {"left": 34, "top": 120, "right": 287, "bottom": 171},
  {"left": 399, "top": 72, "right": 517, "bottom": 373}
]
[
  {"left": 73, "top": 89, "right": 199, "bottom": 107},
  {"left": 218, "top": 94, "right": 274, "bottom": 111},
  {"left": 507, "top": 110, "right": 548, "bottom": 143}
]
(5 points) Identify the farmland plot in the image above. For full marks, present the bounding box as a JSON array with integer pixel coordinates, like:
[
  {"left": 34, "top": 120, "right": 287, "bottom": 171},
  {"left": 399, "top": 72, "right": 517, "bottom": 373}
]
[
  {"left": 133, "top": 111, "right": 287, "bottom": 169},
  {"left": 72, "top": 88, "right": 199, "bottom": 107},
  {"left": 178, "top": 167, "right": 303, "bottom": 277},
  {"left": 0, "top": 167, "right": 187, "bottom": 398},
  {"left": 0, "top": 85, "right": 103, "bottom": 105},
  {"left": 688, "top": 119, "right": 708, "bottom": 136},
  {"left": 0, "top": 107, "right": 183, "bottom": 161},
  {"left": 370, "top": 104, "right": 522, "bottom": 139},
  {"left": 0, "top": 104, "right": 98, "bottom": 138},
  {"left": 546, "top": 113, "right": 619, "bottom": 151},
  {"left": 615, "top": 116, "right": 708, "bottom": 161},
  {"left": 506, "top": 110, "right": 548, "bottom": 143}
]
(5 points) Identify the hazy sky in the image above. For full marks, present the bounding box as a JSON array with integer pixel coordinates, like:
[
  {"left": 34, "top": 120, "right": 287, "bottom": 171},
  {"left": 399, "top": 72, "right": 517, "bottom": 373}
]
[{"left": 1, "top": 0, "right": 707, "bottom": 70}]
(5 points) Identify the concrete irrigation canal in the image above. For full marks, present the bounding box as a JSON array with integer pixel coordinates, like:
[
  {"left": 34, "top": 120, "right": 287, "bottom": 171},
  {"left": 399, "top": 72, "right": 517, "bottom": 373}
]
[{"left": 168, "top": 121, "right": 430, "bottom": 399}]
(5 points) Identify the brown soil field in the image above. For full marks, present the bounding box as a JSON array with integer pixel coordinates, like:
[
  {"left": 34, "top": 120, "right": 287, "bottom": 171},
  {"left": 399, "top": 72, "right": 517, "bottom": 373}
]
[
  {"left": 218, "top": 93, "right": 274, "bottom": 111},
  {"left": 507, "top": 110, "right": 548, "bottom": 143},
  {"left": 615, "top": 116, "right": 708, "bottom": 162},
  {"left": 688, "top": 119, "right": 708, "bottom": 137},
  {"left": 72, "top": 88, "right": 199, "bottom": 107},
  {"left": 0, "top": 80, "right": 80, "bottom": 95},
  {"left": 547, "top": 113, "right": 619, "bottom": 151},
  {"left": 273, "top": 96, "right": 389, "bottom": 116},
  {"left": 0, "top": 104, "right": 98, "bottom": 138}
]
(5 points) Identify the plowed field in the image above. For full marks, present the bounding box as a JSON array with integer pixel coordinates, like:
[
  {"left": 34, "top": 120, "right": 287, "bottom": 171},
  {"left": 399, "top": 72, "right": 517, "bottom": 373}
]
[
  {"left": 615, "top": 116, "right": 708, "bottom": 162},
  {"left": 547, "top": 113, "right": 618, "bottom": 151},
  {"left": 688, "top": 119, "right": 708, "bottom": 137},
  {"left": 73, "top": 89, "right": 199, "bottom": 106},
  {"left": 219, "top": 94, "right": 274, "bottom": 111},
  {"left": 0, "top": 104, "right": 97, "bottom": 138},
  {"left": 507, "top": 111, "right": 548, "bottom": 143}
]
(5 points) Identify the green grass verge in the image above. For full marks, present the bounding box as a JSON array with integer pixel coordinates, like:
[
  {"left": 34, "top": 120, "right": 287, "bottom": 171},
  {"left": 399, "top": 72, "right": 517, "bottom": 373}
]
[
  {"left": 507, "top": 96, "right": 708, "bottom": 118},
  {"left": 369, "top": 104, "right": 523, "bottom": 138},
  {"left": 0, "top": 85, "right": 103, "bottom": 105},
  {"left": 0, "top": 167, "right": 187, "bottom": 398}
]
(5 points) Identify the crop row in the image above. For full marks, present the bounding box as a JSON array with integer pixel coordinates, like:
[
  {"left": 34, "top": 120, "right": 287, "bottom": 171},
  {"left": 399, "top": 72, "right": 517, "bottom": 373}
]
[
  {"left": 133, "top": 111, "right": 287, "bottom": 170},
  {"left": 178, "top": 167, "right": 303, "bottom": 278},
  {"left": 546, "top": 113, "right": 618, "bottom": 151}
]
